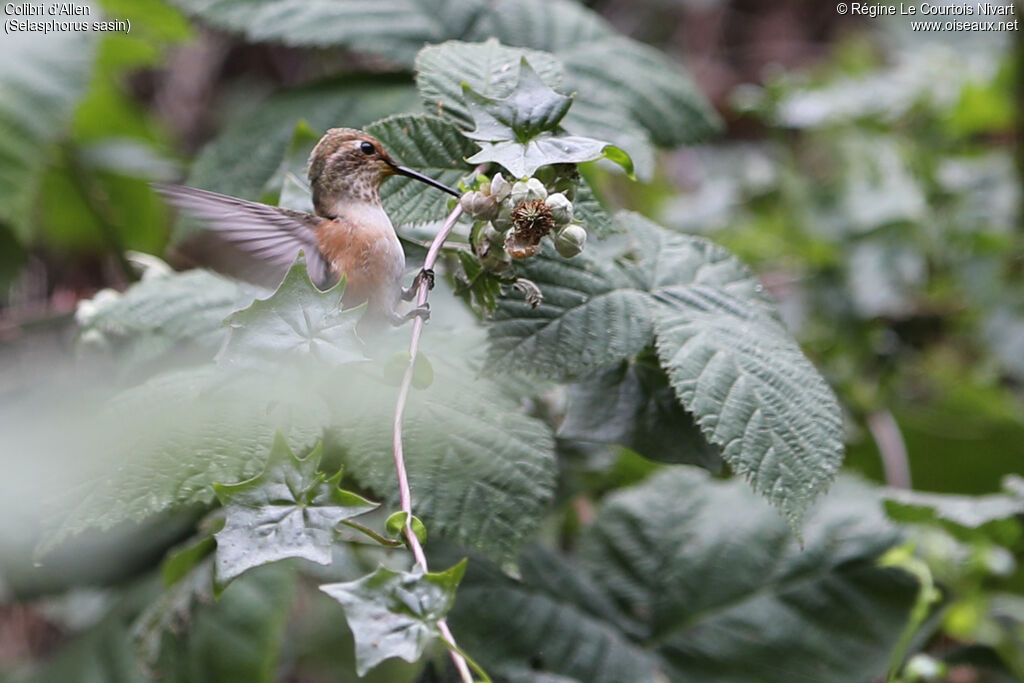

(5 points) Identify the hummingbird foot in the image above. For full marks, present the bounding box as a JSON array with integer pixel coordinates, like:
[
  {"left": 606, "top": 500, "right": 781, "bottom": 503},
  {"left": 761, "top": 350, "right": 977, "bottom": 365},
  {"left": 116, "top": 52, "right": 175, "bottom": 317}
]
[
  {"left": 389, "top": 303, "right": 430, "bottom": 326},
  {"left": 402, "top": 268, "right": 435, "bottom": 301}
]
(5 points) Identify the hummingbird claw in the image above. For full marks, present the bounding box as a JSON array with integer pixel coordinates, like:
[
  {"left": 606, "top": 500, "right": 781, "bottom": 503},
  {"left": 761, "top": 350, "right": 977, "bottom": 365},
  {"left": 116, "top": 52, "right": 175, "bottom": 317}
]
[{"left": 389, "top": 303, "right": 430, "bottom": 326}]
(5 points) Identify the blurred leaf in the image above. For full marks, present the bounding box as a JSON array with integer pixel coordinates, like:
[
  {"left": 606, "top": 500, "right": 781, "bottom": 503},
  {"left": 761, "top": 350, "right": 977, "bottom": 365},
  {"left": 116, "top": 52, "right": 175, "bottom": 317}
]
[
  {"left": 40, "top": 366, "right": 328, "bottom": 554},
  {"left": 327, "top": 354, "right": 557, "bottom": 561},
  {"left": 149, "top": 563, "right": 297, "bottom": 683},
  {"left": 16, "top": 585, "right": 153, "bottom": 683},
  {"left": 161, "top": 535, "right": 216, "bottom": 587},
  {"left": 320, "top": 560, "right": 467, "bottom": 676},
  {"left": 76, "top": 268, "right": 260, "bottom": 374},
  {"left": 560, "top": 357, "right": 721, "bottom": 471},
  {"left": 213, "top": 436, "right": 377, "bottom": 585},
  {"left": 0, "top": 9, "right": 97, "bottom": 241},
  {"left": 448, "top": 471, "right": 916, "bottom": 683},
  {"left": 883, "top": 476, "right": 1024, "bottom": 545},
  {"left": 271, "top": 120, "right": 320, "bottom": 212},
  {"left": 167, "top": 0, "right": 490, "bottom": 63},
  {"left": 364, "top": 114, "right": 477, "bottom": 225},
  {"left": 219, "top": 256, "right": 365, "bottom": 368}
]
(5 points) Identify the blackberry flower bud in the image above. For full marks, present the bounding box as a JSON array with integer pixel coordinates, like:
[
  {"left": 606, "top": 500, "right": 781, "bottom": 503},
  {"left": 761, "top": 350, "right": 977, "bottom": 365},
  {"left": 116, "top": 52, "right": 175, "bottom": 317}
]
[
  {"left": 460, "top": 190, "right": 499, "bottom": 221},
  {"left": 510, "top": 177, "right": 547, "bottom": 205},
  {"left": 554, "top": 224, "right": 587, "bottom": 258},
  {"left": 489, "top": 172, "right": 511, "bottom": 202},
  {"left": 544, "top": 192, "right": 574, "bottom": 226}
]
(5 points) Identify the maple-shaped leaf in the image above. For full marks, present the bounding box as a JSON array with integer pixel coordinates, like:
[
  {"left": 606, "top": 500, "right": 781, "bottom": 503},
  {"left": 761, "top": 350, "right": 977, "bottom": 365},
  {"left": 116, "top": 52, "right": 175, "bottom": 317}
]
[
  {"left": 213, "top": 434, "right": 378, "bottom": 586},
  {"left": 461, "top": 59, "right": 633, "bottom": 179},
  {"left": 320, "top": 560, "right": 467, "bottom": 676},
  {"left": 218, "top": 254, "right": 365, "bottom": 367},
  {"left": 462, "top": 59, "right": 572, "bottom": 143}
]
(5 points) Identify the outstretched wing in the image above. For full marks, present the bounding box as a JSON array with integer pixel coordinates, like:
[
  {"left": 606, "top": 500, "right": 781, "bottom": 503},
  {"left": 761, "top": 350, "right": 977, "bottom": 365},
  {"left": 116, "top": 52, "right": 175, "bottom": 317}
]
[{"left": 154, "top": 183, "right": 337, "bottom": 290}]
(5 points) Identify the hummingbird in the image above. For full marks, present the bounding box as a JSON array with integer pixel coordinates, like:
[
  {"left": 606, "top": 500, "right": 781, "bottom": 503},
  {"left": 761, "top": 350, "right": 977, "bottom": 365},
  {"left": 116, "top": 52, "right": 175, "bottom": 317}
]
[{"left": 155, "top": 128, "right": 460, "bottom": 326}]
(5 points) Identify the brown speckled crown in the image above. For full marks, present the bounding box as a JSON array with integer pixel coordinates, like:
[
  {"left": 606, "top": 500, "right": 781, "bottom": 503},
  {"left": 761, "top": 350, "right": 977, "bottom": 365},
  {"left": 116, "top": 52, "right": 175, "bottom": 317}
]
[{"left": 307, "top": 128, "right": 397, "bottom": 216}]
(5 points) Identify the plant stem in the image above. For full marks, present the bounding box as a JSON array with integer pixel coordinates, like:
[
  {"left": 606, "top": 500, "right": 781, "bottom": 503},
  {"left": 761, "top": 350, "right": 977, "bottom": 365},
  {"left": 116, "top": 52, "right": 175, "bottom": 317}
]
[
  {"left": 391, "top": 200, "right": 474, "bottom": 683},
  {"left": 867, "top": 410, "right": 911, "bottom": 489}
]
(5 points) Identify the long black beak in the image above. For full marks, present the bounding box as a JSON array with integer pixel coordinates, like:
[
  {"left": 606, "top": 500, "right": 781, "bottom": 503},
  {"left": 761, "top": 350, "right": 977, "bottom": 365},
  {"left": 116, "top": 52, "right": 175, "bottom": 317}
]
[{"left": 389, "top": 162, "right": 460, "bottom": 197}]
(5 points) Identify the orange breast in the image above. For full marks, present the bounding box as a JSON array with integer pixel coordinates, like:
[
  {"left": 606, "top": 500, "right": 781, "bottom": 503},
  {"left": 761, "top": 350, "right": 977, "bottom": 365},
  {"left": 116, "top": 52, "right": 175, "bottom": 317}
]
[{"left": 316, "top": 216, "right": 405, "bottom": 310}]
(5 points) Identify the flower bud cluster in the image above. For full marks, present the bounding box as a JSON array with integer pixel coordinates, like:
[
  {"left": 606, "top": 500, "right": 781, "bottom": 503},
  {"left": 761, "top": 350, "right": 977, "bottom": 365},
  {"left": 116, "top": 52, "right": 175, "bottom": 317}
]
[{"left": 460, "top": 166, "right": 587, "bottom": 269}]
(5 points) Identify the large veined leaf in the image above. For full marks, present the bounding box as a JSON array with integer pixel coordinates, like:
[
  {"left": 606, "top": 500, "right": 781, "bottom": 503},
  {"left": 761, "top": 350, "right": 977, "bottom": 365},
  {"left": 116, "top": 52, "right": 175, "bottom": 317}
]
[
  {"left": 0, "top": 3, "right": 97, "bottom": 241},
  {"left": 364, "top": 114, "right": 478, "bottom": 225},
  {"left": 447, "top": 469, "right": 917, "bottom": 683},
  {"left": 491, "top": 212, "right": 843, "bottom": 524},
  {"left": 488, "top": 242, "right": 654, "bottom": 379},
  {"left": 559, "top": 357, "right": 722, "bottom": 471},
  {"left": 326, "top": 355, "right": 557, "bottom": 561}
]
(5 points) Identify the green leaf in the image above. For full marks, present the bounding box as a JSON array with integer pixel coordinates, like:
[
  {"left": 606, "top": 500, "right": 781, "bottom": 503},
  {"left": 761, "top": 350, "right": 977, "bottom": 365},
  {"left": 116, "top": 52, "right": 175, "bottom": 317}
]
[
  {"left": 466, "top": 136, "right": 632, "bottom": 180},
  {"left": 571, "top": 177, "right": 617, "bottom": 237},
  {"left": 364, "top": 114, "right": 478, "bottom": 226},
  {"left": 415, "top": 23, "right": 717, "bottom": 178},
  {"left": 447, "top": 470, "right": 917, "bottom": 683},
  {"left": 213, "top": 436, "right": 377, "bottom": 585},
  {"left": 0, "top": 6, "right": 97, "bottom": 241},
  {"left": 490, "top": 212, "right": 843, "bottom": 525},
  {"left": 488, "top": 241, "right": 655, "bottom": 380},
  {"left": 162, "top": 534, "right": 217, "bottom": 587},
  {"left": 320, "top": 560, "right": 467, "bottom": 676},
  {"left": 463, "top": 59, "right": 572, "bottom": 142},
  {"left": 219, "top": 255, "right": 365, "bottom": 368},
  {"left": 415, "top": 39, "right": 565, "bottom": 131},
  {"left": 418, "top": 40, "right": 635, "bottom": 178},
  {"left": 386, "top": 512, "right": 429, "bottom": 545},
  {"left": 327, "top": 351, "right": 557, "bottom": 561},
  {"left": 560, "top": 357, "right": 721, "bottom": 471},
  {"left": 652, "top": 285, "right": 843, "bottom": 528},
  {"left": 144, "top": 563, "right": 297, "bottom": 683},
  {"left": 883, "top": 475, "right": 1024, "bottom": 545}
]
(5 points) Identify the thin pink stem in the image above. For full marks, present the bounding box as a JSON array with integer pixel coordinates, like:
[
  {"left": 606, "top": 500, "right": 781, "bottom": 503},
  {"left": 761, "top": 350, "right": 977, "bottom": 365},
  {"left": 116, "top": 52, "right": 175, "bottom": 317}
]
[{"left": 391, "top": 200, "right": 473, "bottom": 682}]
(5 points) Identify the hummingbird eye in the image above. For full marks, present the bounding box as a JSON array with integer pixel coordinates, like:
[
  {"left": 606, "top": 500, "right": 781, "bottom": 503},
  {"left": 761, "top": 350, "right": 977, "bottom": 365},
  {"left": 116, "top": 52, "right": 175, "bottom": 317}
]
[{"left": 359, "top": 141, "right": 376, "bottom": 156}]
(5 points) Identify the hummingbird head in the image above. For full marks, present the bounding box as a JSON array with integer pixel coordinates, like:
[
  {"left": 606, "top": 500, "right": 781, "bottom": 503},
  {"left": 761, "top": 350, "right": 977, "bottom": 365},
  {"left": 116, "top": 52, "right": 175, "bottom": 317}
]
[{"left": 307, "top": 128, "right": 457, "bottom": 216}]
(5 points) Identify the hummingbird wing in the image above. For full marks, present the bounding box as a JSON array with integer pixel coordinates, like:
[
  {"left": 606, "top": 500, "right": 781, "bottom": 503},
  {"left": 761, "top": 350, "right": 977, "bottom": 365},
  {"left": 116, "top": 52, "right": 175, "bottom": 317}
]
[{"left": 154, "top": 183, "right": 337, "bottom": 290}]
